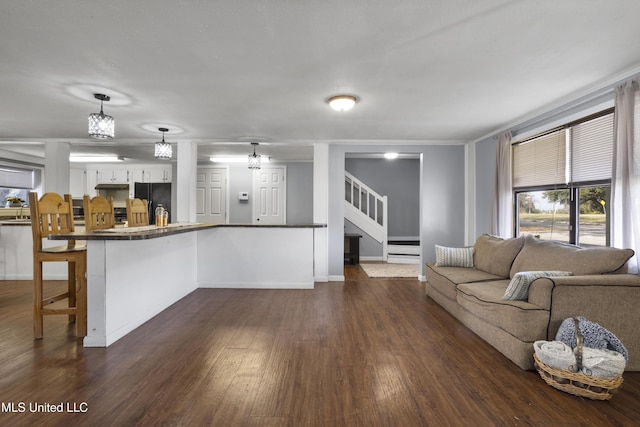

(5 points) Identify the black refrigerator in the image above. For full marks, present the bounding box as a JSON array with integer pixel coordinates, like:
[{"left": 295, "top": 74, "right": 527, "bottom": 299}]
[{"left": 134, "top": 182, "right": 171, "bottom": 225}]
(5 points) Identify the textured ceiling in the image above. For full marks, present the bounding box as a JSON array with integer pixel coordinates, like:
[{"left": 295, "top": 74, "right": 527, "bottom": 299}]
[{"left": 1, "top": 0, "right": 640, "bottom": 163}]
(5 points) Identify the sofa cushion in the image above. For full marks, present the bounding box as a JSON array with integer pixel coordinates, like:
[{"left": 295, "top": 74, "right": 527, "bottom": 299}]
[
  {"left": 435, "top": 245, "right": 474, "bottom": 267},
  {"left": 510, "top": 235, "right": 635, "bottom": 277},
  {"left": 503, "top": 271, "right": 572, "bottom": 301},
  {"left": 426, "top": 263, "right": 504, "bottom": 302},
  {"left": 473, "top": 234, "right": 525, "bottom": 278},
  {"left": 457, "top": 281, "right": 550, "bottom": 342}
]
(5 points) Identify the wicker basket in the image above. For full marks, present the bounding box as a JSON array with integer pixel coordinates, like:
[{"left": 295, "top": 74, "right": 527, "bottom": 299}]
[{"left": 533, "top": 318, "right": 624, "bottom": 400}]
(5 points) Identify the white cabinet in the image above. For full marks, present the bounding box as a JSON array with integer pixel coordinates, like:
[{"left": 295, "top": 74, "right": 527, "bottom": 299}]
[
  {"left": 69, "top": 168, "right": 87, "bottom": 198},
  {"left": 147, "top": 167, "right": 171, "bottom": 183},
  {"left": 130, "top": 169, "right": 145, "bottom": 184},
  {"left": 130, "top": 166, "right": 172, "bottom": 184},
  {"left": 95, "top": 168, "right": 130, "bottom": 184},
  {"left": 77, "top": 165, "right": 170, "bottom": 198}
]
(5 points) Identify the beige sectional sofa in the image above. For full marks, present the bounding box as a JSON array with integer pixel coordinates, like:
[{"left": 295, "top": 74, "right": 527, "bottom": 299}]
[{"left": 426, "top": 234, "right": 640, "bottom": 370}]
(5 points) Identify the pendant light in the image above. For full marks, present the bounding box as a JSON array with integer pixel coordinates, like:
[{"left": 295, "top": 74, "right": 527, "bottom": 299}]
[
  {"left": 154, "top": 127, "right": 172, "bottom": 160},
  {"left": 248, "top": 142, "right": 261, "bottom": 169},
  {"left": 88, "top": 93, "right": 115, "bottom": 139}
]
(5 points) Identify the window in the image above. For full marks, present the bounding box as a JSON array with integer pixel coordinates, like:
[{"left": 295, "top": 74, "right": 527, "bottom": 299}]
[
  {"left": 0, "top": 166, "right": 34, "bottom": 207},
  {"left": 513, "top": 110, "right": 613, "bottom": 246}
]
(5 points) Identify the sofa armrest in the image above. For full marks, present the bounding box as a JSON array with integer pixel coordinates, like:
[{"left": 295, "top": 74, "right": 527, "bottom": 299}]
[
  {"left": 527, "top": 277, "right": 555, "bottom": 310},
  {"left": 528, "top": 274, "right": 640, "bottom": 310}
]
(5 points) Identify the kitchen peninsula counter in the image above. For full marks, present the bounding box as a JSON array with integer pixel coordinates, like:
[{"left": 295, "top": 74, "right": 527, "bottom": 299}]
[
  {"left": 49, "top": 222, "right": 325, "bottom": 240},
  {"left": 49, "top": 223, "right": 326, "bottom": 347}
]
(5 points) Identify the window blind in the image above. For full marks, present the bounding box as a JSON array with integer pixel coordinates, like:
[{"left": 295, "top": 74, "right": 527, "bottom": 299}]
[
  {"left": 570, "top": 112, "right": 613, "bottom": 183},
  {"left": 512, "top": 129, "right": 566, "bottom": 188},
  {"left": 0, "top": 167, "right": 34, "bottom": 189}
]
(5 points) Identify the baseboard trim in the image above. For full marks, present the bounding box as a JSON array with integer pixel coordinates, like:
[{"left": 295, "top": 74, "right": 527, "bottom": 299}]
[{"left": 360, "top": 256, "right": 384, "bottom": 262}]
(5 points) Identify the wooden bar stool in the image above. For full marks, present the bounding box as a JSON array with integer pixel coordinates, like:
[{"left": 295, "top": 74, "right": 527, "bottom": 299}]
[
  {"left": 126, "top": 198, "right": 149, "bottom": 227},
  {"left": 28, "top": 192, "right": 87, "bottom": 339},
  {"left": 83, "top": 195, "right": 115, "bottom": 231}
]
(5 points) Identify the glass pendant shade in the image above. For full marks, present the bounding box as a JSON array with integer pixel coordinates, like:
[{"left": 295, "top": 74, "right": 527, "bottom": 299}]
[
  {"left": 248, "top": 143, "right": 261, "bottom": 169},
  {"left": 88, "top": 94, "right": 115, "bottom": 139},
  {"left": 248, "top": 153, "right": 261, "bottom": 169},
  {"left": 155, "top": 142, "right": 172, "bottom": 160},
  {"left": 154, "top": 128, "right": 172, "bottom": 160}
]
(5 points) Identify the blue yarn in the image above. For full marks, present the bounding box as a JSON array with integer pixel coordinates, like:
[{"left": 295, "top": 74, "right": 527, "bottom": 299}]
[{"left": 555, "top": 316, "right": 628, "bottom": 361}]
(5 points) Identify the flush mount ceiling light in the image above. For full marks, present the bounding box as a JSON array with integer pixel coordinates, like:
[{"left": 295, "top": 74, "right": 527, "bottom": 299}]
[
  {"left": 154, "top": 127, "right": 173, "bottom": 160},
  {"left": 327, "top": 95, "right": 358, "bottom": 112},
  {"left": 248, "top": 142, "right": 261, "bottom": 169},
  {"left": 88, "top": 93, "right": 115, "bottom": 139},
  {"left": 384, "top": 152, "right": 399, "bottom": 159}
]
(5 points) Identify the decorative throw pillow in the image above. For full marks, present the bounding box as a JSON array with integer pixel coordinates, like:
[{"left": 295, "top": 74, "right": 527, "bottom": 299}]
[
  {"left": 503, "top": 271, "right": 572, "bottom": 301},
  {"left": 435, "top": 245, "right": 474, "bottom": 268},
  {"left": 473, "top": 234, "right": 525, "bottom": 278}
]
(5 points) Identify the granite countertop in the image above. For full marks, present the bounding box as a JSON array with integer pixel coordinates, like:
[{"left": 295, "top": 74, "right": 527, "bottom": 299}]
[
  {"left": 0, "top": 219, "right": 89, "bottom": 226},
  {"left": 48, "top": 223, "right": 327, "bottom": 241}
]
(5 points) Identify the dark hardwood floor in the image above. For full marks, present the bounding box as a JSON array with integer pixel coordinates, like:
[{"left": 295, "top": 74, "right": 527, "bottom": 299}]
[{"left": 1, "top": 267, "right": 639, "bottom": 426}]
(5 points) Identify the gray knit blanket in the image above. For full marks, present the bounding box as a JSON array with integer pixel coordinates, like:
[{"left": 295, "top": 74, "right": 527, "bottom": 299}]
[{"left": 555, "top": 316, "right": 628, "bottom": 361}]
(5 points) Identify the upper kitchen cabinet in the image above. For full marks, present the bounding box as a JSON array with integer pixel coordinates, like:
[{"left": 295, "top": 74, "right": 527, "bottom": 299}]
[
  {"left": 95, "top": 168, "right": 130, "bottom": 184},
  {"left": 148, "top": 166, "right": 171, "bottom": 183},
  {"left": 130, "top": 166, "right": 172, "bottom": 183}
]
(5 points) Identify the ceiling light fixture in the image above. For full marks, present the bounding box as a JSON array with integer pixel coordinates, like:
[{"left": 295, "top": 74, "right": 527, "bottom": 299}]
[
  {"left": 248, "top": 142, "right": 261, "bottom": 169},
  {"left": 384, "top": 152, "right": 399, "bottom": 159},
  {"left": 154, "top": 127, "right": 173, "bottom": 160},
  {"left": 327, "top": 95, "right": 358, "bottom": 112},
  {"left": 88, "top": 93, "right": 115, "bottom": 139}
]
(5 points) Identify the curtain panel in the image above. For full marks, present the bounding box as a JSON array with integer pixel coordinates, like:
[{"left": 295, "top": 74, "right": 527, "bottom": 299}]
[
  {"left": 611, "top": 78, "right": 640, "bottom": 273},
  {"left": 492, "top": 131, "right": 513, "bottom": 238}
]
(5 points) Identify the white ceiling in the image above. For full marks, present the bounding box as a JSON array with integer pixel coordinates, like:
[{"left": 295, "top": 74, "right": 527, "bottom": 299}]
[{"left": 1, "top": 0, "right": 640, "bottom": 164}]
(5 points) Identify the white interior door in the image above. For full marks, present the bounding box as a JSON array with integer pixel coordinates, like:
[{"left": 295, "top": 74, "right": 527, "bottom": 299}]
[
  {"left": 253, "top": 166, "right": 286, "bottom": 224},
  {"left": 196, "top": 167, "right": 228, "bottom": 223}
]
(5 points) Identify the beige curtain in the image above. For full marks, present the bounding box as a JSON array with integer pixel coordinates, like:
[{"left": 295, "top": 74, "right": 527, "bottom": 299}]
[
  {"left": 611, "top": 78, "right": 640, "bottom": 273},
  {"left": 492, "top": 131, "right": 513, "bottom": 237}
]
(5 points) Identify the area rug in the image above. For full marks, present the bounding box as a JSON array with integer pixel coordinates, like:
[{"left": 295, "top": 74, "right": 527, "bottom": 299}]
[{"left": 359, "top": 263, "right": 420, "bottom": 278}]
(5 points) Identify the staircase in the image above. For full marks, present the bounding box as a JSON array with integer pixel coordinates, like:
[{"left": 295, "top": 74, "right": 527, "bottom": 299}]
[
  {"left": 344, "top": 172, "right": 388, "bottom": 260},
  {"left": 345, "top": 171, "right": 421, "bottom": 264}
]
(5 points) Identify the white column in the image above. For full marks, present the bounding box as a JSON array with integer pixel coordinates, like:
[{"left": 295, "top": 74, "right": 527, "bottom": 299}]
[
  {"left": 175, "top": 141, "right": 198, "bottom": 223},
  {"left": 44, "top": 141, "right": 71, "bottom": 194},
  {"left": 313, "top": 142, "right": 329, "bottom": 282}
]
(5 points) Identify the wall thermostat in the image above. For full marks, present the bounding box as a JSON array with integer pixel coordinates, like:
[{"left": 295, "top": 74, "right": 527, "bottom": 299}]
[{"left": 238, "top": 191, "right": 249, "bottom": 201}]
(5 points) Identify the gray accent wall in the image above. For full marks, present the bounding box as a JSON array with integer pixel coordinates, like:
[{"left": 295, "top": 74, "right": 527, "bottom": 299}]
[
  {"left": 285, "top": 162, "right": 313, "bottom": 224},
  {"left": 474, "top": 137, "right": 496, "bottom": 238},
  {"left": 228, "top": 164, "right": 254, "bottom": 223},
  {"left": 345, "top": 219, "right": 383, "bottom": 258}
]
